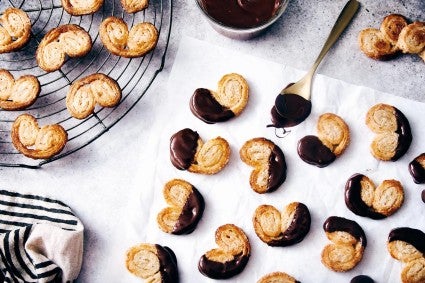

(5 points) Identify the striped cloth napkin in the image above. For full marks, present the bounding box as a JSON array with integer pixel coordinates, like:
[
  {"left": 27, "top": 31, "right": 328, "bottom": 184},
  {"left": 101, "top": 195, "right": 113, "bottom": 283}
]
[{"left": 0, "top": 190, "right": 84, "bottom": 283}]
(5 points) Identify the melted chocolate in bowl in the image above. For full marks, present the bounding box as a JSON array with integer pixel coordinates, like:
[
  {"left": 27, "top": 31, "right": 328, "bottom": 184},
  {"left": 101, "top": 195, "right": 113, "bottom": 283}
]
[{"left": 199, "top": 0, "right": 282, "bottom": 29}]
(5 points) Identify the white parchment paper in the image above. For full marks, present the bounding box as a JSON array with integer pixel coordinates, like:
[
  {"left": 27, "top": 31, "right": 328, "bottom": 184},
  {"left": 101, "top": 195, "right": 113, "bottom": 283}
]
[{"left": 127, "top": 36, "right": 425, "bottom": 283}]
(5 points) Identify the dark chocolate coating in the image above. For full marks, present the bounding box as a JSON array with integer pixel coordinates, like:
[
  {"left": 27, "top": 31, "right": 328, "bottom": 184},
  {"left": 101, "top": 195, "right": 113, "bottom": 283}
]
[
  {"left": 408, "top": 153, "right": 425, "bottom": 184},
  {"left": 323, "top": 216, "right": 367, "bottom": 247},
  {"left": 391, "top": 108, "right": 412, "bottom": 161},
  {"left": 155, "top": 245, "right": 179, "bottom": 283},
  {"left": 172, "top": 188, "right": 205, "bottom": 235},
  {"left": 422, "top": 190, "right": 425, "bottom": 203},
  {"left": 190, "top": 88, "right": 235, "bottom": 124},
  {"left": 271, "top": 92, "right": 312, "bottom": 128},
  {"left": 198, "top": 253, "right": 249, "bottom": 279},
  {"left": 266, "top": 145, "right": 287, "bottom": 192},
  {"left": 268, "top": 203, "right": 311, "bottom": 247},
  {"left": 350, "top": 275, "right": 374, "bottom": 283},
  {"left": 344, "top": 174, "right": 386, "bottom": 220},
  {"left": 170, "top": 128, "right": 199, "bottom": 170},
  {"left": 199, "top": 0, "right": 281, "bottom": 29},
  {"left": 297, "top": 135, "right": 336, "bottom": 168},
  {"left": 388, "top": 227, "right": 425, "bottom": 254}
]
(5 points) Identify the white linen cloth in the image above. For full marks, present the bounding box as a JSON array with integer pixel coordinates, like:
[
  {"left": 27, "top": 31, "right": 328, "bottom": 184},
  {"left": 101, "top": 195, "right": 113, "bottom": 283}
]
[
  {"left": 127, "top": 36, "right": 425, "bottom": 282},
  {"left": 0, "top": 190, "right": 84, "bottom": 283}
]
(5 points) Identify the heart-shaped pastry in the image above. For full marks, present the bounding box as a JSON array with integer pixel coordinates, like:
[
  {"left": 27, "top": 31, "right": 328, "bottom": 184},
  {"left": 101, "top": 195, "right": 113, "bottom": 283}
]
[
  {"left": 366, "top": 103, "right": 412, "bottom": 161},
  {"left": 125, "top": 243, "right": 179, "bottom": 282},
  {"left": 66, "top": 73, "right": 122, "bottom": 119},
  {"left": 11, "top": 114, "right": 68, "bottom": 159},
  {"left": 387, "top": 227, "right": 425, "bottom": 283},
  {"left": 0, "top": 8, "right": 31, "bottom": 53},
  {"left": 36, "top": 24, "right": 92, "bottom": 72},
  {"left": 170, "top": 128, "right": 230, "bottom": 175},
  {"left": 61, "top": 0, "right": 104, "bottom": 15},
  {"left": 157, "top": 179, "right": 205, "bottom": 235},
  {"left": 345, "top": 174, "right": 404, "bottom": 219},
  {"left": 397, "top": 22, "right": 425, "bottom": 55},
  {"left": 257, "top": 271, "right": 299, "bottom": 283},
  {"left": 99, "top": 16, "right": 158, "bottom": 58},
  {"left": 298, "top": 113, "right": 350, "bottom": 167},
  {"left": 408, "top": 153, "right": 425, "bottom": 184},
  {"left": 198, "top": 224, "right": 250, "bottom": 279},
  {"left": 190, "top": 73, "right": 249, "bottom": 124},
  {"left": 121, "top": 0, "right": 148, "bottom": 13},
  {"left": 0, "top": 69, "right": 40, "bottom": 110},
  {"left": 239, "top": 137, "right": 286, "bottom": 194},
  {"left": 321, "top": 216, "right": 367, "bottom": 272},
  {"left": 253, "top": 202, "right": 311, "bottom": 247}
]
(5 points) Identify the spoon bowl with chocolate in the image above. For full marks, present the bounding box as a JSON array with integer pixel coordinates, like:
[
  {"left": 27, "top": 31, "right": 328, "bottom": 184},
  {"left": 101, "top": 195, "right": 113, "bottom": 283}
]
[{"left": 271, "top": 0, "right": 359, "bottom": 129}]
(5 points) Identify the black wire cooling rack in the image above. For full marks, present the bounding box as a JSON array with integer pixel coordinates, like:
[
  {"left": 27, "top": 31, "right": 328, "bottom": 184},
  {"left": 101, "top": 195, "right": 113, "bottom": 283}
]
[{"left": 0, "top": 0, "right": 172, "bottom": 168}]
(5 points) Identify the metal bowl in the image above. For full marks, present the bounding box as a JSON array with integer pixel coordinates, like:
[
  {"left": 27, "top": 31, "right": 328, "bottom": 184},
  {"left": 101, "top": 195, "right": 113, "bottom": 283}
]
[{"left": 195, "top": 0, "right": 289, "bottom": 40}]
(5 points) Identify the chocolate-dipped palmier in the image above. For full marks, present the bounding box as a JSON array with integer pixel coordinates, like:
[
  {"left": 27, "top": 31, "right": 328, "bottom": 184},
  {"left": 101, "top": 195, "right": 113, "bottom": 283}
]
[
  {"left": 253, "top": 202, "right": 311, "bottom": 247},
  {"left": 350, "top": 275, "right": 375, "bottom": 283},
  {"left": 198, "top": 224, "right": 250, "bottom": 279},
  {"left": 321, "top": 216, "right": 367, "bottom": 272},
  {"left": 239, "top": 137, "right": 287, "bottom": 193},
  {"left": 408, "top": 153, "right": 425, "bottom": 184},
  {"left": 157, "top": 179, "right": 204, "bottom": 235}
]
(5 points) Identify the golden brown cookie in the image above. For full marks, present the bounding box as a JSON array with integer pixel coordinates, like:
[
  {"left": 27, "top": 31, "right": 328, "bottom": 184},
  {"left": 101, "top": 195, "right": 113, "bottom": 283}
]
[
  {"left": 365, "top": 103, "right": 412, "bottom": 161},
  {"left": 198, "top": 224, "right": 250, "bottom": 279},
  {"left": 358, "top": 28, "right": 398, "bottom": 60},
  {"left": 61, "top": 0, "right": 104, "bottom": 15},
  {"left": 321, "top": 216, "right": 366, "bottom": 272},
  {"left": 380, "top": 14, "right": 408, "bottom": 45},
  {"left": 170, "top": 128, "right": 230, "bottom": 175},
  {"left": 11, "top": 114, "right": 68, "bottom": 159},
  {"left": 253, "top": 202, "right": 310, "bottom": 247},
  {"left": 387, "top": 227, "right": 425, "bottom": 283},
  {"left": 66, "top": 73, "right": 121, "bottom": 119},
  {"left": 397, "top": 22, "right": 425, "bottom": 54},
  {"left": 345, "top": 174, "right": 404, "bottom": 219},
  {"left": 239, "top": 138, "right": 286, "bottom": 194},
  {"left": 257, "top": 271, "right": 299, "bottom": 283},
  {"left": 0, "top": 8, "right": 31, "bottom": 53},
  {"left": 297, "top": 113, "right": 350, "bottom": 167},
  {"left": 99, "top": 16, "right": 158, "bottom": 58},
  {"left": 157, "top": 179, "right": 205, "bottom": 235},
  {"left": 36, "top": 24, "right": 92, "bottom": 72},
  {"left": 190, "top": 73, "right": 249, "bottom": 124},
  {"left": 121, "top": 0, "right": 148, "bottom": 13},
  {"left": 125, "top": 243, "right": 179, "bottom": 282},
  {"left": 0, "top": 69, "right": 40, "bottom": 110}
]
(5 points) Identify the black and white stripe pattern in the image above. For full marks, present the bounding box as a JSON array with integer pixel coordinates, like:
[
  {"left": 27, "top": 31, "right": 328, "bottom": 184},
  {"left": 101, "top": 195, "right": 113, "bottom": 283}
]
[{"left": 0, "top": 190, "right": 84, "bottom": 283}]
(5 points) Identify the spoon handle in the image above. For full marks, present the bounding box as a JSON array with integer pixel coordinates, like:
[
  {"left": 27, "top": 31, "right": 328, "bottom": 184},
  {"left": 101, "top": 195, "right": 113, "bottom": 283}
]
[{"left": 310, "top": 0, "right": 360, "bottom": 74}]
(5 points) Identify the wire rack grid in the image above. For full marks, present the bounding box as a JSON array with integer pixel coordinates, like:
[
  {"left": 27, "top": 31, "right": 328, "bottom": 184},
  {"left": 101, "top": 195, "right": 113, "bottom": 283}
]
[{"left": 0, "top": 0, "right": 172, "bottom": 169}]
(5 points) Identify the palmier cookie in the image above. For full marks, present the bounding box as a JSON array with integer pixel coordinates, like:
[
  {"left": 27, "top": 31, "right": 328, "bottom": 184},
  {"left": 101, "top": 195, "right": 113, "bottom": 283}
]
[
  {"left": 239, "top": 138, "right": 286, "bottom": 194},
  {"left": 157, "top": 179, "right": 205, "bottom": 235},
  {"left": 381, "top": 14, "right": 408, "bottom": 45},
  {"left": 397, "top": 22, "right": 425, "bottom": 55},
  {"left": 11, "top": 114, "right": 67, "bottom": 159},
  {"left": 387, "top": 227, "right": 425, "bottom": 283},
  {"left": 36, "top": 24, "right": 92, "bottom": 72},
  {"left": 321, "top": 216, "right": 367, "bottom": 272},
  {"left": 408, "top": 153, "right": 425, "bottom": 184},
  {"left": 366, "top": 103, "right": 412, "bottom": 161},
  {"left": 62, "top": 0, "right": 103, "bottom": 15},
  {"left": 345, "top": 174, "right": 404, "bottom": 219},
  {"left": 99, "top": 16, "right": 158, "bottom": 58},
  {"left": 121, "top": 0, "right": 148, "bottom": 13},
  {"left": 253, "top": 202, "right": 311, "bottom": 247},
  {"left": 170, "top": 128, "right": 230, "bottom": 175},
  {"left": 125, "top": 243, "right": 179, "bottom": 283},
  {"left": 66, "top": 73, "right": 121, "bottom": 119},
  {"left": 198, "top": 224, "right": 250, "bottom": 279},
  {"left": 297, "top": 113, "right": 350, "bottom": 167},
  {"left": 0, "top": 69, "right": 40, "bottom": 110},
  {"left": 190, "top": 73, "right": 249, "bottom": 124},
  {"left": 257, "top": 271, "right": 300, "bottom": 283},
  {"left": 0, "top": 8, "right": 31, "bottom": 53},
  {"left": 358, "top": 28, "right": 398, "bottom": 60}
]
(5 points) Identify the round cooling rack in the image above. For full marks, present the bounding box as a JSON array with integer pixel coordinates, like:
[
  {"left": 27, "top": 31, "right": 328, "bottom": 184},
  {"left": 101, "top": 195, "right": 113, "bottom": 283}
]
[{"left": 0, "top": 0, "right": 172, "bottom": 168}]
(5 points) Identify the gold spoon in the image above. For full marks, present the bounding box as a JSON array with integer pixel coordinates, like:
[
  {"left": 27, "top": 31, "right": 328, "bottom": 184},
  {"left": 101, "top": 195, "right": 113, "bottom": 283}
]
[{"left": 272, "top": 0, "right": 360, "bottom": 128}]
